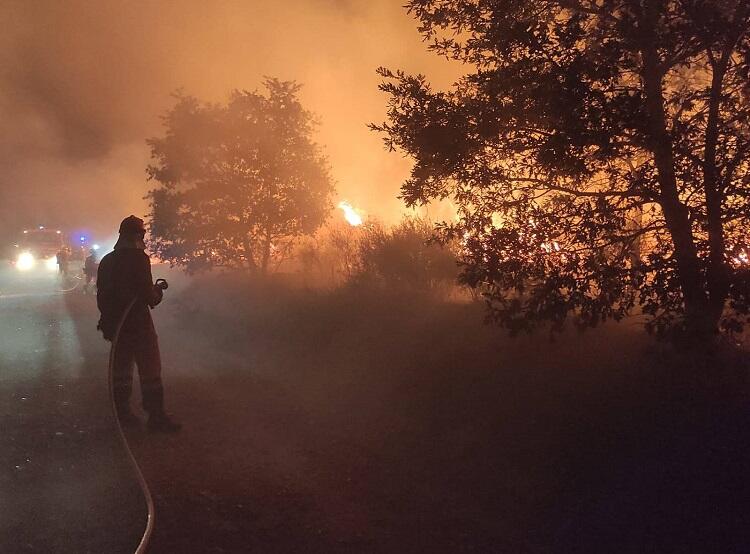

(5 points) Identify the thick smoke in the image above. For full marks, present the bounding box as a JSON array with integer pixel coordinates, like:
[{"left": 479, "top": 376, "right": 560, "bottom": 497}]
[{"left": 0, "top": 0, "right": 458, "bottom": 240}]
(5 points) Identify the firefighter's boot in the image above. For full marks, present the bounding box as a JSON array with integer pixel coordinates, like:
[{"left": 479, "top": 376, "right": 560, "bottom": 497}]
[
  {"left": 113, "top": 384, "right": 140, "bottom": 427},
  {"left": 147, "top": 412, "right": 182, "bottom": 433},
  {"left": 142, "top": 382, "right": 181, "bottom": 433},
  {"left": 116, "top": 407, "right": 141, "bottom": 428}
]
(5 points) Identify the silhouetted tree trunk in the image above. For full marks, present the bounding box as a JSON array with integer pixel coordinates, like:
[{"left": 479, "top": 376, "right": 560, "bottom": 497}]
[
  {"left": 261, "top": 230, "right": 272, "bottom": 275},
  {"left": 703, "top": 33, "right": 734, "bottom": 327},
  {"left": 242, "top": 238, "right": 258, "bottom": 272},
  {"left": 640, "top": 1, "right": 712, "bottom": 337}
]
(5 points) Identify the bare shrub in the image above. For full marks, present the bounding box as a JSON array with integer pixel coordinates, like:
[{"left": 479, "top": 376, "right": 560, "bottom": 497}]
[
  {"left": 353, "top": 217, "right": 458, "bottom": 291},
  {"left": 289, "top": 216, "right": 458, "bottom": 292}
]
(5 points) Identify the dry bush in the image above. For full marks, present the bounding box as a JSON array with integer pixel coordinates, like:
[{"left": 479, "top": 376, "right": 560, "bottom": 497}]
[
  {"left": 289, "top": 216, "right": 459, "bottom": 292},
  {"left": 353, "top": 217, "right": 458, "bottom": 291}
]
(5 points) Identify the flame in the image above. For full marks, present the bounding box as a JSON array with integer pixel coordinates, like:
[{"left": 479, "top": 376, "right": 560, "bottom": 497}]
[
  {"left": 338, "top": 201, "right": 363, "bottom": 226},
  {"left": 541, "top": 241, "right": 561, "bottom": 253}
]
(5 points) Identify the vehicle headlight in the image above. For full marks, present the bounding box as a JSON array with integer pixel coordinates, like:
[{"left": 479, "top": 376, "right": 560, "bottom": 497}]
[
  {"left": 17, "top": 252, "right": 35, "bottom": 271},
  {"left": 45, "top": 257, "right": 58, "bottom": 271}
]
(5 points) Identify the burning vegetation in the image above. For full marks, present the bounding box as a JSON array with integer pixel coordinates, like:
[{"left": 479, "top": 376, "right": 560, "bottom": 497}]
[
  {"left": 372, "top": 0, "right": 750, "bottom": 341},
  {"left": 132, "top": 0, "right": 750, "bottom": 345},
  {"left": 337, "top": 201, "right": 363, "bottom": 227},
  {"left": 4, "top": 3, "right": 750, "bottom": 553}
]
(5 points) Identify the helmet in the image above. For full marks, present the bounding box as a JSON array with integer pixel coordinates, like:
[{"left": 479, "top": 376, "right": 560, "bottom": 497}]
[{"left": 118, "top": 215, "right": 146, "bottom": 235}]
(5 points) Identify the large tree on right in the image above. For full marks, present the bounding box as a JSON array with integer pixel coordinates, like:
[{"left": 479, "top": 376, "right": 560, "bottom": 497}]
[{"left": 374, "top": 0, "right": 750, "bottom": 339}]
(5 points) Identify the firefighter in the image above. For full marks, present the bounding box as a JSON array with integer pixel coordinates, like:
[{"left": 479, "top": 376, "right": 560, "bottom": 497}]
[
  {"left": 56, "top": 246, "right": 69, "bottom": 275},
  {"left": 83, "top": 248, "right": 98, "bottom": 294},
  {"left": 96, "top": 215, "right": 181, "bottom": 432}
]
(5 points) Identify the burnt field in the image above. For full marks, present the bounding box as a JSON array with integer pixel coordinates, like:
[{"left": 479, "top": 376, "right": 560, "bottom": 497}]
[{"left": 123, "top": 272, "right": 750, "bottom": 553}]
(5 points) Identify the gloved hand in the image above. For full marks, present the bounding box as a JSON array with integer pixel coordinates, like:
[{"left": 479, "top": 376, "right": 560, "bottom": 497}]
[{"left": 149, "top": 284, "right": 164, "bottom": 307}]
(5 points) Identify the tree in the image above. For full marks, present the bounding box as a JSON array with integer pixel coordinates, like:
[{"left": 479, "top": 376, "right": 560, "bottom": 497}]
[
  {"left": 373, "top": 0, "right": 750, "bottom": 339},
  {"left": 147, "top": 79, "right": 334, "bottom": 274}
]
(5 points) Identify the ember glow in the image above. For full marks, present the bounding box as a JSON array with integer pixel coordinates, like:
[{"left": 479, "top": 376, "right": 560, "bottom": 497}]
[
  {"left": 338, "top": 201, "right": 363, "bottom": 227},
  {"left": 732, "top": 249, "right": 749, "bottom": 267},
  {"left": 541, "top": 241, "right": 561, "bottom": 254}
]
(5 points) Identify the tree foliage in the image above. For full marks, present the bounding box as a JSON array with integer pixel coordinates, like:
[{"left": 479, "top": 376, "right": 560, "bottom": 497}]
[
  {"left": 147, "top": 79, "right": 334, "bottom": 273},
  {"left": 373, "top": 0, "right": 750, "bottom": 338}
]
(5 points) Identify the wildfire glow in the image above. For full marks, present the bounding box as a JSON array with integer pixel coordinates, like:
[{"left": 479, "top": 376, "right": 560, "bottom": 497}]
[
  {"left": 732, "top": 250, "right": 749, "bottom": 267},
  {"left": 338, "top": 201, "right": 363, "bottom": 226},
  {"left": 542, "top": 241, "right": 561, "bottom": 253}
]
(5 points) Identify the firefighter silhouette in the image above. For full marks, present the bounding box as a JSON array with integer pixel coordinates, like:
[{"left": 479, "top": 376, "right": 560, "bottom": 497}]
[
  {"left": 96, "top": 215, "right": 180, "bottom": 432},
  {"left": 56, "top": 246, "right": 70, "bottom": 275},
  {"left": 83, "top": 248, "right": 99, "bottom": 294}
]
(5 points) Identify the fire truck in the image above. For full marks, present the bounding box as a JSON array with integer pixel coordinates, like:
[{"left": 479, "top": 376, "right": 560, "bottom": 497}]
[{"left": 12, "top": 227, "right": 65, "bottom": 272}]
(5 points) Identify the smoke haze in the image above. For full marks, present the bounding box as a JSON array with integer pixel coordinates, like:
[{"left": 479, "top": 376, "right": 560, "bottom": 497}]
[{"left": 0, "top": 0, "right": 459, "bottom": 239}]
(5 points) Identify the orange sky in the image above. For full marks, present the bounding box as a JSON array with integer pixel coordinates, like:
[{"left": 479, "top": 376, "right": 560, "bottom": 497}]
[{"left": 0, "top": 1, "right": 461, "bottom": 238}]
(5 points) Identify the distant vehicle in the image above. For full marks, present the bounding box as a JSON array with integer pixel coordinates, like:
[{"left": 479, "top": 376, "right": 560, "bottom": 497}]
[{"left": 12, "top": 227, "right": 65, "bottom": 272}]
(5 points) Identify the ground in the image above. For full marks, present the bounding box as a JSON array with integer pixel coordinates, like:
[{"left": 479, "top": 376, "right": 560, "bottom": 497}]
[
  {"left": 3, "top": 266, "right": 750, "bottom": 553},
  {"left": 0, "top": 266, "right": 146, "bottom": 554},
  {"left": 130, "top": 272, "right": 750, "bottom": 553}
]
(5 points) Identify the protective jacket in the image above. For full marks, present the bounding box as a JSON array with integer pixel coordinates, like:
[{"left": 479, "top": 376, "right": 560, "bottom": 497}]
[
  {"left": 56, "top": 249, "right": 69, "bottom": 267},
  {"left": 96, "top": 247, "right": 160, "bottom": 340},
  {"left": 84, "top": 254, "right": 98, "bottom": 277}
]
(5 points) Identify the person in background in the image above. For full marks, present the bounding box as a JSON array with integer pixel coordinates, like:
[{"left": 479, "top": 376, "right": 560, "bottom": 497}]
[
  {"left": 96, "top": 215, "right": 181, "bottom": 432},
  {"left": 56, "top": 246, "right": 69, "bottom": 276},
  {"left": 83, "top": 248, "right": 99, "bottom": 294}
]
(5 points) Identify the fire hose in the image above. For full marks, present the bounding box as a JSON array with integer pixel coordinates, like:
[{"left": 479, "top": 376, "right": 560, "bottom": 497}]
[{"left": 107, "top": 278, "right": 168, "bottom": 554}]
